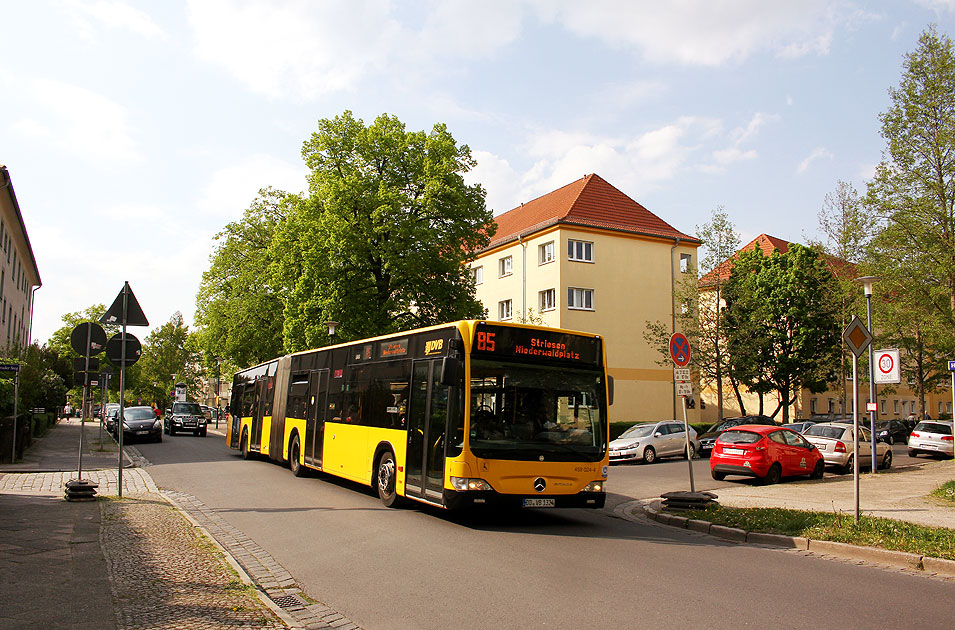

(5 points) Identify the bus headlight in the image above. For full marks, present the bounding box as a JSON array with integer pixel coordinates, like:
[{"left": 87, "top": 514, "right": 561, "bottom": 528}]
[
  {"left": 451, "top": 477, "right": 493, "bottom": 491},
  {"left": 582, "top": 481, "right": 605, "bottom": 493}
]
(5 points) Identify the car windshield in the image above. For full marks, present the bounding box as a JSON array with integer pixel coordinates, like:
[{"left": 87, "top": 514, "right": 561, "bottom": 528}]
[
  {"left": 173, "top": 402, "right": 203, "bottom": 415},
  {"left": 915, "top": 422, "right": 952, "bottom": 435},
  {"left": 125, "top": 408, "right": 156, "bottom": 421},
  {"left": 619, "top": 425, "right": 656, "bottom": 439},
  {"left": 707, "top": 419, "right": 745, "bottom": 433},
  {"left": 805, "top": 425, "right": 846, "bottom": 439},
  {"left": 468, "top": 359, "right": 607, "bottom": 462},
  {"left": 717, "top": 430, "right": 762, "bottom": 444}
]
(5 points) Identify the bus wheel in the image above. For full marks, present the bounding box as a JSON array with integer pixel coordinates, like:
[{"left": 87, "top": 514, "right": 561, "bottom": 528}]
[
  {"left": 376, "top": 451, "right": 400, "bottom": 507},
  {"left": 241, "top": 429, "right": 252, "bottom": 460},
  {"left": 289, "top": 434, "right": 305, "bottom": 477}
]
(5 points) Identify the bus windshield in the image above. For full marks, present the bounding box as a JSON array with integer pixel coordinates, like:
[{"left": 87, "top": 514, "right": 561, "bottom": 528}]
[{"left": 468, "top": 359, "right": 607, "bottom": 462}]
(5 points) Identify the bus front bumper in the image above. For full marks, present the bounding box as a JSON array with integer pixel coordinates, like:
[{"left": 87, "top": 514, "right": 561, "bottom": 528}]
[{"left": 443, "top": 489, "right": 606, "bottom": 510}]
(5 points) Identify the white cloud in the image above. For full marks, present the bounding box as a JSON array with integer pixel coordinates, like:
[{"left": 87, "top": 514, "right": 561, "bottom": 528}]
[
  {"left": 25, "top": 79, "right": 141, "bottom": 163},
  {"left": 196, "top": 154, "right": 307, "bottom": 217},
  {"left": 61, "top": 0, "right": 166, "bottom": 40},
  {"left": 706, "top": 112, "right": 778, "bottom": 171},
  {"left": 530, "top": 0, "right": 837, "bottom": 66},
  {"left": 797, "top": 147, "right": 834, "bottom": 174}
]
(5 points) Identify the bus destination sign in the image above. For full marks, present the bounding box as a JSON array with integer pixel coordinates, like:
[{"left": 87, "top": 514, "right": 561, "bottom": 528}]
[{"left": 471, "top": 323, "right": 600, "bottom": 366}]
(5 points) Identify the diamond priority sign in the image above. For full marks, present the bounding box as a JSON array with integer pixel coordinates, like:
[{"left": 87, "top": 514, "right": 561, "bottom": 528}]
[{"left": 843, "top": 315, "right": 872, "bottom": 358}]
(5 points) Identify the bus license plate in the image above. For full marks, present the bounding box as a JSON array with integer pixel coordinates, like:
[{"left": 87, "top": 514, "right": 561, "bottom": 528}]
[{"left": 523, "top": 498, "right": 555, "bottom": 508}]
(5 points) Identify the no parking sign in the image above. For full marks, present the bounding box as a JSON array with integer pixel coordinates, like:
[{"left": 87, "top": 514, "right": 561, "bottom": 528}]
[{"left": 873, "top": 348, "right": 901, "bottom": 384}]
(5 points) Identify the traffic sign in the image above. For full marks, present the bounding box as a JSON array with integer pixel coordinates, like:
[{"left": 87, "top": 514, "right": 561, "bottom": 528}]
[
  {"left": 842, "top": 316, "right": 872, "bottom": 358},
  {"left": 949, "top": 360, "right": 955, "bottom": 371},
  {"left": 674, "top": 368, "right": 690, "bottom": 382},
  {"left": 676, "top": 382, "right": 692, "bottom": 396},
  {"left": 105, "top": 332, "right": 142, "bottom": 367},
  {"left": 0, "top": 363, "right": 20, "bottom": 373},
  {"left": 100, "top": 282, "right": 149, "bottom": 327},
  {"left": 70, "top": 322, "right": 106, "bottom": 357},
  {"left": 874, "top": 349, "right": 901, "bottom": 384},
  {"left": 669, "top": 333, "right": 691, "bottom": 367}
]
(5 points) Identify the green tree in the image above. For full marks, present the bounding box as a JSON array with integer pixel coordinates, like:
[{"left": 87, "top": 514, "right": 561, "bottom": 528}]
[
  {"left": 865, "top": 26, "right": 955, "bottom": 416},
  {"left": 272, "top": 111, "right": 493, "bottom": 350},
  {"left": 194, "top": 188, "right": 290, "bottom": 369},
  {"left": 134, "top": 312, "right": 201, "bottom": 410},
  {"left": 722, "top": 244, "right": 841, "bottom": 421},
  {"left": 809, "top": 180, "right": 873, "bottom": 415},
  {"left": 0, "top": 343, "right": 68, "bottom": 416},
  {"left": 45, "top": 304, "right": 119, "bottom": 406}
]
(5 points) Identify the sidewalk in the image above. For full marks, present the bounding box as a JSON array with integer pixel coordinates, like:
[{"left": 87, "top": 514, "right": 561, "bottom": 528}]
[{"left": 0, "top": 418, "right": 290, "bottom": 630}]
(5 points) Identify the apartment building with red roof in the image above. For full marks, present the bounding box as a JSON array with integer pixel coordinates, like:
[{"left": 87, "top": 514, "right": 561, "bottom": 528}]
[
  {"left": 697, "top": 234, "right": 952, "bottom": 423},
  {"left": 471, "top": 174, "right": 702, "bottom": 423}
]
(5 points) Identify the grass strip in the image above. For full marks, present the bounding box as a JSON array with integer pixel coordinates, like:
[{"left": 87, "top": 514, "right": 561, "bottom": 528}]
[{"left": 678, "top": 504, "right": 955, "bottom": 561}]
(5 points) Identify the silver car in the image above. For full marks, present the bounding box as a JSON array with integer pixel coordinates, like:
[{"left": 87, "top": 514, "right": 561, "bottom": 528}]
[
  {"left": 908, "top": 421, "right": 954, "bottom": 458},
  {"left": 609, "top": 421, "right": 699, "bottom": 464},
  {"left": 803, "top": 422, "right": 892, "bottom": 473}
]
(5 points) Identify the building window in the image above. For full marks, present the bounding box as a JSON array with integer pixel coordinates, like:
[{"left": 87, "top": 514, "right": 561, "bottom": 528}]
[
  {"left": 893, "top": 400, "right": 899, "bottom": 414},
  {"left": 828, "top": 399, "right": 835, "bottom": 413},
  {"left": 810, "top": 399, "right": 817, "bottom": 414},
  {"left": 880, "top": 400, "right": 886, "bottom": 415},
  {"left": 472, "top": 265, "right": 483, "bottom": 285},
  {"left": 538, "top": 241, "right": 555, "bottom": 265},
  {"left": 567, "top": 287, "right": 594, "bottom": 310},
  {"left": 498, "top": 256, "right": 513, "bottom": 277},
  {"left": 539, "top": 288, "right": 556, "bottom": 312},
  {"left": 498, "top": 299, "right": 512, "bottom": 321},
  {"left": 680, "top": 253, "right": 692, "bottom": 273},
  {"left": 568, "top": 239, "right": 594, "bottom": 262}
]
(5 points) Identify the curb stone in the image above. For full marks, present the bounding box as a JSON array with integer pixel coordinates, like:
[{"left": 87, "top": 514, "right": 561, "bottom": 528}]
[{"left": 638, "top": 503, "right": 955, "bottom": 578}]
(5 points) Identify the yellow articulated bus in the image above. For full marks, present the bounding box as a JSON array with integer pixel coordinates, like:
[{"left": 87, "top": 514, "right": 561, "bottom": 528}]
[{"left": 227, "top": 320, "right": 612, "bottom": 510}]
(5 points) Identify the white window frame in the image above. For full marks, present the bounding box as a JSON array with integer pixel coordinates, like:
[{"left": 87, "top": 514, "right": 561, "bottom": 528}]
[
  {"left": 680, "top": 253, "right": 692, "bottom": 273},
  {"left": 567, "top": 287, "right": 594, "bottom": 311},
  {"left": 538, "top": 241, "right": 555, "bottom": 265},
  {"left": 472, "top": 265, "right": 484, "bottom": 285},
  {"left": 539, "top": 288, "right": 556, "bottom": 312},
  {"left": 499, "top": 256, "right": 513, "bottom": 277},
  {"left": 568, "top": 239, "right": 594, "bottom": 263},
  {"left": 498, "top": 299, "right": 513, "bottom": 321}
]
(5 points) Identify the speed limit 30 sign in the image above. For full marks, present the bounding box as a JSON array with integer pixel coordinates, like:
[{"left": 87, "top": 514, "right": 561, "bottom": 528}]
[{"left": 874, "top": 349, "right": 901, "bottom": 385}]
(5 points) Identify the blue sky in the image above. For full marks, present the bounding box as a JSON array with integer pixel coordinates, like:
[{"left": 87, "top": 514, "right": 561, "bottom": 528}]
[{"left": 2, "top": 0, "right": 954, "bottom": 345}]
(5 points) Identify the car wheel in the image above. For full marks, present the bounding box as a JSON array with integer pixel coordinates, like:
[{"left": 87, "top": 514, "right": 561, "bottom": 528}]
[
  {"left": 908, "top": 449, "right": 918, "bottom": 458},
  {"left": 199, "top": 429, "right": 207, "bottom": 437},
  {"left": 376, "top": 451, "right": 400, "bottom": 507},
  {"left": 888, "top": 436, "right": 895, "bottom": 446},
  {"left": 841, "top": 455, "right": 854, "bottom": 475},
  {"left": 881, "top": 449, "right": 893, "bottom": 470},
  {"left": 761, "top": 463, "right": 781, "bottom": 485},
  {"left": 642, "top": 446, "right": 656, "bottom": 464},
  {"left": 684, "top": 443, "right": 696, "bottom": 459},
  {"left": 169, "top": 426, "right": 176, "bottom": 436},
  {"left": 163, "top": 423, "right": 168, "bottom": 435},
  {"left": 810, "top": 459, "right": 824, "bottom": 479},
  {"left": 289, "top": 433, "right": 305, "bottom": 478},
  {"left": 711, "top": 470, "right": 726, "bottom": 481}
]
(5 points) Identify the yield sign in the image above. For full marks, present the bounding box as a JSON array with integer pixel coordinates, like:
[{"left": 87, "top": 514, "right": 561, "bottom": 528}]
[
  {"left": 100, "top": 281, "right": 149, "bottom": 327},
  {"left": 843, "top": 315, "right": 872, "bottom": 358},
  {"left": 669, "top": 333, "right": 691, "bottom": 367}
]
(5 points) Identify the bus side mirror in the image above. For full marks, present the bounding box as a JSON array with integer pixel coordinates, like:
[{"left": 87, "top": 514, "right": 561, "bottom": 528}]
[
  {"left": 440, "top": 357, "right": 460, "bottom": 386},
  {"left": 608, "top": 375, "right": 614, "bottom": 406}
]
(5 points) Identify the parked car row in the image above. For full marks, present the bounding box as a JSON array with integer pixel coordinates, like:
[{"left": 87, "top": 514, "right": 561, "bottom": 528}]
[
  {"left": 613, "top": 414, "right": 954, "bottom": 485},
  {"left": 100, "top": 401, "right": 210, "bottom": 443}
]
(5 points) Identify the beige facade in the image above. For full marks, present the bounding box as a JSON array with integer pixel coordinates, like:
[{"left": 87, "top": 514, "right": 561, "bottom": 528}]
[
  {"left": 0, "top": 166, "right": 41, "bottom": 351},
  {"left": 471, "top": 175, "right": 701, "bottom": 424}
]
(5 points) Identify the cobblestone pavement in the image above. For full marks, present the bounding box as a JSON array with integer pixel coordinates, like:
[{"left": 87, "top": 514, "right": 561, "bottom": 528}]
[{"left": 101, "top": 492, "right": 287, "bottom": 630}]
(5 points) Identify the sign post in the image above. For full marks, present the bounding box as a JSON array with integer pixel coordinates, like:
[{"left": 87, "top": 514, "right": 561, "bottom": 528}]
[
  {"left": 670, "top": 333, "right": 695, "bottom": 492},
  {"left": 1, "top": 363, "right": 20, "bottom": 463},
  {"left": 843, "top": 316, "right": 872, "bottom": 523},
  {"left": 100, "top": 282, "right": 148, "bottom": 497}
]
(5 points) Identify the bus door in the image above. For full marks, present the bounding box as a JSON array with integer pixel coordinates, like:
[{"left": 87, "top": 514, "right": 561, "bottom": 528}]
[
  {"left": 229, "top": 384, "right": 243, "bottom": 449},
  {"left": 406, "top": 359, "right": 449, "bottom": 503},
  {"left": 304, "top": 369, "right": 329, "bottom": 468},
  {"left": 251, "top": 376, "right": 268, "bottom": 450}
]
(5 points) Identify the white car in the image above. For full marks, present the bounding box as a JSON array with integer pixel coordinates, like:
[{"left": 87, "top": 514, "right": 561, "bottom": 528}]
[
  {"left": 908, "top": 421, "right": 954, "bottom": 458},
  {"left": 803, "top": 422, "right": 892, "bottom": 473},
  {"left": 609, "top": 421, "right": 699, "bottom": 464}
]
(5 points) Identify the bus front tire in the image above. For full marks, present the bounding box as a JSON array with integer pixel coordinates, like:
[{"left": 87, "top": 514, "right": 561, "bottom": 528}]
[
  {"left": 241, "top": 429, "right": 252, "bottom": 460},
  {"left": 289, "top": 434, "right": 305, "bottom": 477},
  {"left": 376, "top": 451, "right": 400, "bottom": 508}
]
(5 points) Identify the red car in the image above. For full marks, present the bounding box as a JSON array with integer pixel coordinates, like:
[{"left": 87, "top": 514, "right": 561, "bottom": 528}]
[{"left": 710, "top": 424, "right": 824, "bottom": 484}]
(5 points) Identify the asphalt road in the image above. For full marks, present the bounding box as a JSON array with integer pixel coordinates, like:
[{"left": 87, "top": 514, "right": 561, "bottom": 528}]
[{"left": 138, "top": 434, "right": 952, "bottom": 630}]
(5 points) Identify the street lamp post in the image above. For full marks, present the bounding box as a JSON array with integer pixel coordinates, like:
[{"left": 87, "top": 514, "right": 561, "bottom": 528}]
[
  {"left": 857, "top": 276, "right": 880, "bottom": 473},
  {"left": 324, "top": 320, "right": 339, "bottom": 345},
  {"left": 215, "top": 357, "right": 221, "bottom": 429}
]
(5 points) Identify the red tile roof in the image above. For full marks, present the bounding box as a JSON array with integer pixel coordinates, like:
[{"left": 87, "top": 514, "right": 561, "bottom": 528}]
[
  {"left": 700, "top": 233, "right": 855, "bottom": 287},
  {"left": 481, "top": 174, "right": 698, "bottom": 251}
]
